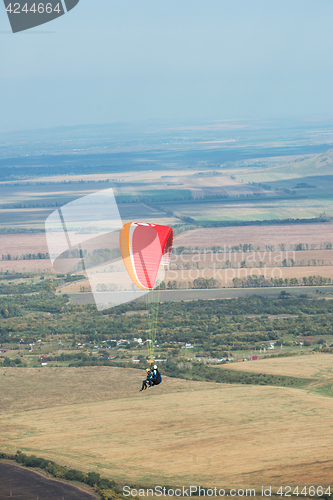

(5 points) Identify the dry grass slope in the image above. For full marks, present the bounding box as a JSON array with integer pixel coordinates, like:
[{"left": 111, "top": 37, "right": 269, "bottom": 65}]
[
  {"left": 0, "top": 366, "right": 219, "bottom": 414},
  {"left": 219, "top": 353, "right": 333, "bottom": 379},
  {"left": 0, "top": 365, "right": 333, "bottom": 488}
]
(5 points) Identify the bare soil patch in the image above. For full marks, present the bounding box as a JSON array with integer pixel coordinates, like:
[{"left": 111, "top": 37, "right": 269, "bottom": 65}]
[
  {"left": 0, "top": 233, "right": 48, "bottom": 256},
  {"left": 0, "top": 462, "right": 97, "bottom": 500},
  {"left": 174, "top": 223, "right": 333, "bottom": 248}
]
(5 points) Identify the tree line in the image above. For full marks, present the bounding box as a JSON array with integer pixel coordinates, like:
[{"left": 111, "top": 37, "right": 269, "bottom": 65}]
[
  {"left": 0, "top": 451, "right": 125, "bottom": 500},
  {"left": 2, "top": 252, "right": 49, "bottom": 261}
]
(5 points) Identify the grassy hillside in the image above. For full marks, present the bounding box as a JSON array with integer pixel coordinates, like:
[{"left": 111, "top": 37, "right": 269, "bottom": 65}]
[
  {"left": 0, "top": 366, "right": 219, "bottom": 414},
  {"left": 219, "top": 353, "right": 333, "bottom": 379},
  {"left": 235, "top": 150, "right": 333, "bottom": 182},
  {"left": 219, "top": 353, "right": 333, "bottom": 398},
  {"left": 0, "top": 365, "right": 333, "bottom": 489}
]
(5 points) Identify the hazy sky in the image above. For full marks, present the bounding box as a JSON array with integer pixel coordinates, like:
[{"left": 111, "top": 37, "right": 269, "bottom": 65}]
[{"left": 1, "top": 0, "right": 333, "bottom": 130}]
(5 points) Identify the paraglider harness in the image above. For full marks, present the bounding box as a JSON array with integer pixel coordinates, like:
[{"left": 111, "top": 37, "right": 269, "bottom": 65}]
[
  {"left": 140, "top": 368, "right": 152, "bottom": 391},
  {"left": 150, "top": 364, "right": 162, "bottom": 386},
  {"left": 140, "top": 365, "right": 162, "bottom": 392}
]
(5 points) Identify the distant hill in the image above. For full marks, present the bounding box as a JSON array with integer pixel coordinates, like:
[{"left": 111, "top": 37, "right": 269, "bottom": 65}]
[
  {"left": 235, "top": 149, "right": 333, "bottom": 188},
  {"left": 272, "top": 149, "right": 333, "bottom": 176}
]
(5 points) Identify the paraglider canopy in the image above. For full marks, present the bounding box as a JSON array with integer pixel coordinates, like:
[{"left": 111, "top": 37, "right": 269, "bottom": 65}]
[{"left": 119, "top": 222, "right": 173, "bottom": 290}]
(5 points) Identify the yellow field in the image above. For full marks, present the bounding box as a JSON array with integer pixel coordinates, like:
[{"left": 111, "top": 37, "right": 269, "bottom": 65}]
[
  {"left": 221, "top": 353, "right": 333, "bottom": 380},
  {"left": 1, "top": 365, "right": 333, "bottom": 488}
]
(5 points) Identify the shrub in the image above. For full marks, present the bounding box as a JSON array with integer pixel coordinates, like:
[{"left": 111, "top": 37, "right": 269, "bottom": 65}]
[
  {"left": 64, "top": 469, "right": 85, "bottom": 482},
  {"left": 85, "top": 471, "right": 101, "bottom": 486}
]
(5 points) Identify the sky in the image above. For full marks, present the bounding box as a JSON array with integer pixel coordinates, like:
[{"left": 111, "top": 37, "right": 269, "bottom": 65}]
[{"left": 1, "top": 0, "right": 333, "bottom": 130}]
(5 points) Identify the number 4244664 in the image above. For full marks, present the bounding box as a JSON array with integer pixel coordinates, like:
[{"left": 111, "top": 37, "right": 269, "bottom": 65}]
[
  {"left": 277, "top": 486, "right": 331, "bottom": 496},
  {"left": 6, "top": 3, "right": 62, "bottom": 14}
]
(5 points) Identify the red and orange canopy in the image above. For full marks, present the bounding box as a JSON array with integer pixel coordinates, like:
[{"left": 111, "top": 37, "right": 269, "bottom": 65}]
[{"left": 119, "top": 222, "right": 173, "bottom": 290}]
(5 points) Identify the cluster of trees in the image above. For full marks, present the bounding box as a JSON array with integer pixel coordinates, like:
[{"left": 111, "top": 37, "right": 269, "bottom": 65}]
[
  {"left": 232, "top": 275, "right": 332, "bottom": 288},
  {"left": 193, "top": 277, "right": 220, "bottom": 289},
  {"left": 1, "top": 202, "right": 58, "bottom": 209},
  {"left": 1, "top": 253, "right": 49, "bottom": 261},
  {"left": 0, "top": 279, "right": 57, "bottom": 295},
  {"left": 198, "top": 192, "right": 265, "bottom": 200},
  {"left": 0, "top": 271, "right": 40, "bottom": 279},
  {"left": 173, "top": 243, "right": 259, "bottom": 254},
  {"left": 83, "top": 248, "right": 121, "bottom": 267},
  {"left": 158, "top": 278, "right": 220, "bottom": 290},
  {"left": 170, "top": 259, "right": 333, "bottom": 271},
  {"left": 117, "top": 191, "right": 192, "bottom": 205},
  {"left": 45, "top": 352, "right": 120, "bottom": 367},
  {"left": 2, "top": 357, "right": 26, "bottom": 367},
  {"left": 1, "top": 178, "right": 114, "bottom": 187},
  {"left": 0, "top": 289, "right": 69, "bottom": 324},
  {"left": 0, "top": 227, "right": 44, "bottom": 234},
  {"left": 2, "top": 285, "right": 333, "bottom": 355},
  {"left": 0, "top": 304, "right": 21, "bottom": 318},
  {"left": 197, "top": 215, "right": 332, "bottom": 229},
  {"left": 158, "top": 275, "right": 332, "bottom": 291},
  {"left": 0, "top": 274, "right": 83, "bottom": 296}
]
